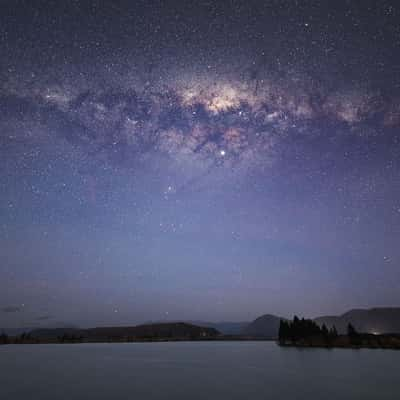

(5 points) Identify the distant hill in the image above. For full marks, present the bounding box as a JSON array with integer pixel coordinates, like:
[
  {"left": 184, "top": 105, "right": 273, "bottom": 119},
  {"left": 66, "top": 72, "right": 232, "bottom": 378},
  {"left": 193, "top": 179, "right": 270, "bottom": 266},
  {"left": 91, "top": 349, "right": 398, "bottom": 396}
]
[
  {"left": 243, "top": 314, "right": 285, "bottom": 338},
  {"left": 314, "top": 307, "right": 400, "bottom": 334},
  {"left": 144, "top": 320, "right": 250, "bottom": 335},
  {"left": 30, "top": 322, "right": 219, "bottom": 340},
  {"left": 246, "top": 307, "right": 400, "bottom": 337},
  {"left": 1, "top": 323, "right": 77, "bottom": 337},
  {"left": 0, "top": 328, "right": 37, "bottom": 336},
  {"left": 28, "top": 328, "right": 86, "bottom": 339},
  {"left": 189, "top": 321, "right": 249, "bottom": 335},
  {"left": 12, "top": 307, "right": 400, "bottom": 340}
]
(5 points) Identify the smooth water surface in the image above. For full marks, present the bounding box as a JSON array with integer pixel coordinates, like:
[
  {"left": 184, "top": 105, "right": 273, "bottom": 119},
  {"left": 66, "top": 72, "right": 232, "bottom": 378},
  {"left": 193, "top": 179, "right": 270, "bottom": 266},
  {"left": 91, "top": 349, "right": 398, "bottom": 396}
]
[{"left": 1, "top": 342, "right": 399, "bottom": 399}]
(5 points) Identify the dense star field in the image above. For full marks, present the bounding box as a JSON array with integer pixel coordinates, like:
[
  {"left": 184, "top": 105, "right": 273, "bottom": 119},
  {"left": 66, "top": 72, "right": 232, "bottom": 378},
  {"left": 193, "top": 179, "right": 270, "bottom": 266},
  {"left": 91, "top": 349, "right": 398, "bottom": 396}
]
[{"left": 1, "top": 0, "right": 400, "bottom": 328}]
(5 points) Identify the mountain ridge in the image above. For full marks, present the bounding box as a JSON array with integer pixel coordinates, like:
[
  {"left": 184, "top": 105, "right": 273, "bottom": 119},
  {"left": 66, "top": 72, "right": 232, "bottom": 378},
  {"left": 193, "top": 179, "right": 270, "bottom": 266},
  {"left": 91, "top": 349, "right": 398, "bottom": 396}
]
[
  {"left": 315, "top": 307, "right": 400, "bottom": 334},
  {"left": 3, "top": 307, "right": 400, "bottom": 339}
]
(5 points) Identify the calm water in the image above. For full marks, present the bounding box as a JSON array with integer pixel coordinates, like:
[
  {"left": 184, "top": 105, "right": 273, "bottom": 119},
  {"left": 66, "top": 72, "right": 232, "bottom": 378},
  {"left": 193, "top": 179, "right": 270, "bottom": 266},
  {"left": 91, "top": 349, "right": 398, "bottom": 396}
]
[{"left": 1, "top": 341, "right": 399, "bottom": 399}]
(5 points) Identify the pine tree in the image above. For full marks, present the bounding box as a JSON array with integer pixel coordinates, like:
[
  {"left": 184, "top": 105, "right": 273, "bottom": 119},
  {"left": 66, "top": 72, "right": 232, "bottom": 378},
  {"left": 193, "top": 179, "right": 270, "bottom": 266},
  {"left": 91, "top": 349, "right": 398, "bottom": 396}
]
[
  {"left": 347, "top": 323, "right": 357, "bottom": 337},
  {"left": 279, "top": 320, "right": 285, "bottom": 340},
  {"left": 0, "top": 333, "right": 9, "bottom": 344},
  {"left": 321, "top": 324, "right": 329, "bottom": 338},
  {"left": 279, "top": 320, "right": 290, "bottom": 341},
  {"left": 330, "top": 326, "right": 338, "bottom": 338}
]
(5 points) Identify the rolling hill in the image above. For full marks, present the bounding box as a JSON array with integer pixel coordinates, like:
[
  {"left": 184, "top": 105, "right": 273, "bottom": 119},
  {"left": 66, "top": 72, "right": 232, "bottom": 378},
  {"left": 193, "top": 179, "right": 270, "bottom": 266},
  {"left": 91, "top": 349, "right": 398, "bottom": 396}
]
[
  {"left": 314, "top": 307, "right": 400, "bottom": 334},
  {"left": 29, "top": 322, "right": 220, "bottom": 341},
  {"left": 242, "top": 314, "right": 285, "bottom": 338}
]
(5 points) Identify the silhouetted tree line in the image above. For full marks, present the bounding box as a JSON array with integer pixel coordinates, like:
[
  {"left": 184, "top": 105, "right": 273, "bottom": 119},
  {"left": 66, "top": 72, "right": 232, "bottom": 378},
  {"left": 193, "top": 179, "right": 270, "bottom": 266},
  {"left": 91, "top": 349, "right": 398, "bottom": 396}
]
[
  {"left": 279, "top": 316, "right": 338, "bottom": 343},
  {"left": 14, "top": 332, "right": 33, "bottom": 343},
  {"left": 0, "top": 332, "right": 36, "bottom": 344},
  {"left": 0, "top": 333, "right": 9, "bottom": 344},
  {"left": 57, "top": 334, "right": 84, "bottom": 343}
]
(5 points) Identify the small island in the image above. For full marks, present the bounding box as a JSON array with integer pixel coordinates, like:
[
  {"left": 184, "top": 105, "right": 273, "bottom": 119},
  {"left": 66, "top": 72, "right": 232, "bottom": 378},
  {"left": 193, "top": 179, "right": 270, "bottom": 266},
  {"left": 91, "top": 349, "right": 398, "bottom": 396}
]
[{"left": 278, "top": 316, "right": 400, "bottom": 349}]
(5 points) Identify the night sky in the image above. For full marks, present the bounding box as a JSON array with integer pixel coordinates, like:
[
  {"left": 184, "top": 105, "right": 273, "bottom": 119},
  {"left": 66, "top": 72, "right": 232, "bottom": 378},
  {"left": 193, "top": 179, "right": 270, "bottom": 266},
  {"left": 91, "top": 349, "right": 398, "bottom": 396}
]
[{"left": 1, "top": 0, "right": 400, "bottom": 329}]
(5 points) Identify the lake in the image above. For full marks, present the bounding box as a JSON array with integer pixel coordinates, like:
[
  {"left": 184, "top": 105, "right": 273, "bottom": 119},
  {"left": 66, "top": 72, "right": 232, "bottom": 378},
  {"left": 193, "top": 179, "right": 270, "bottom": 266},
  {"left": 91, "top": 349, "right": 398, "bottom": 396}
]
[{"left": 1, "top": 341, "right": 399, "bottom": 399}]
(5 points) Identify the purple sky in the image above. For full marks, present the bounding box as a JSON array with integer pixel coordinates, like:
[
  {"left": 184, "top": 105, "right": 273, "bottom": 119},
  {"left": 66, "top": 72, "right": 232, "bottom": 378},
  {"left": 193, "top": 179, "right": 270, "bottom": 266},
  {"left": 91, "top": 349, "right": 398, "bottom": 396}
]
[{"left": 1, "top": 0, "right": 400, "bottom": 328}]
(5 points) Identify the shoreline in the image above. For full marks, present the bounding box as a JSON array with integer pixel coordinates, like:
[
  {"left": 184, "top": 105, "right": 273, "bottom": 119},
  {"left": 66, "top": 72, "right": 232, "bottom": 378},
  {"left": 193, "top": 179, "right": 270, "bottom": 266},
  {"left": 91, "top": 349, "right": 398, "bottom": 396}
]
[
  {"left": 2, "top": 337, "right": 400, "bottom": 349},
  {"left": 278, "top": 342, "right": 400, "bottom": 350},
  {"left": 0, "top": 336, "right": 276, "bottom": 345},
  {"left": 277, "top": 336, "right": 400, "bottom": 350}
]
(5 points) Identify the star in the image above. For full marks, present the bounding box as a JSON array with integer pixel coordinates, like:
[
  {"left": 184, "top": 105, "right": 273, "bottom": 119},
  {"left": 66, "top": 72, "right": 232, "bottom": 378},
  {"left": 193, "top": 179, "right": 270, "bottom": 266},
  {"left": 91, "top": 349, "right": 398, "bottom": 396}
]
[{"left": 1, "top": 0, "right": 399, "bottom": 333}]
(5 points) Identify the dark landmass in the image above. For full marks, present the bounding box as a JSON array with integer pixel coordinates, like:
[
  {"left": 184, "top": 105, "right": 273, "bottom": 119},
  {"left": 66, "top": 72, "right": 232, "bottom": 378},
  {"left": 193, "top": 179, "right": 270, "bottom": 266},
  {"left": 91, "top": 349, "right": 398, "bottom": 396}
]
[
  {"left": 34, "top": 323, "right": 219, "bottom": 342},
  {"left": 144, "top": 320, "right": 250, "bottom": 335},
  {"left": 280, "top": 334, "right": 400, "bottom": 349},
  {"left": 2, "top": 307, "right": 400, "bottom": 346},
  {"left": 0, "top": 322, "right": 279, "bottom": 345},
  {"left": 0, "top": 323, "right": 221, "bottom": 344},
  {"left": 278, "top": 316, "right": 400, "bottom": 350},
  {"left": 0, "top": 323, "right": 78, "bottom": 337}
]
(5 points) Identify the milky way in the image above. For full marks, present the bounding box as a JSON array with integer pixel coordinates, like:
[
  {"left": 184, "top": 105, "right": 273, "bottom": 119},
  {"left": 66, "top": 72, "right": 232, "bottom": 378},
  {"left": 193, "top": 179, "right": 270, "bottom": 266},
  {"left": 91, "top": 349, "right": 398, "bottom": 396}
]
[
  {"left": 1, "top": 0, "right": 400, "bottom": 328},
  {"left": 2, "top": 72, "right": 398, "bottom": 170}
]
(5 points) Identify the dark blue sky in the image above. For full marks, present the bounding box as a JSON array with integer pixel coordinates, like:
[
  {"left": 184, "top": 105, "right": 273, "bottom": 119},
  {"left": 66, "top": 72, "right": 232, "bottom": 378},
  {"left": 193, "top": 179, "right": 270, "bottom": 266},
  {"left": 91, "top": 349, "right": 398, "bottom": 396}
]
[{"left": 1, "top": 0, "right": 400, "bottom": 328}]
